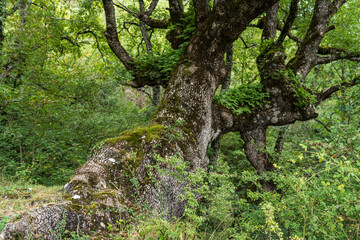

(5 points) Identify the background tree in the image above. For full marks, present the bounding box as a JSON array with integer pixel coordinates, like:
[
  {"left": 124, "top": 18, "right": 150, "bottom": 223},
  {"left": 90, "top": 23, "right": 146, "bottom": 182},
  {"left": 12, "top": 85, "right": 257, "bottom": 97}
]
[{"left": 0, "top": 0, "right": 148, "bottom": 185}]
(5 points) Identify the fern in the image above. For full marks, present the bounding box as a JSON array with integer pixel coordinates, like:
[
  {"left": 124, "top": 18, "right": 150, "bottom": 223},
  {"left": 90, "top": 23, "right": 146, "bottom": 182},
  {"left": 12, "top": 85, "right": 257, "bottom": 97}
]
[{"left": 213, "top": 83, "right": 269, "bottom": 114}]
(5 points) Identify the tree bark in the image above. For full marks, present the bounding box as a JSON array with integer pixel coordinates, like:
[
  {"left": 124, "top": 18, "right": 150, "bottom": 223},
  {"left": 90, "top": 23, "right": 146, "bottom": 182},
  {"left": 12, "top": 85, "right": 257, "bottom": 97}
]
[
  {"left": 274, "top": 125, "right": 289, "bottom": 155},
  {"left": 0, "top": 0, "right": 5, "bottom": 47},
  {"left": 3, "top": 0, "right": 357, "bottom": 239},
  {"left": 138, "top": 0, "right": 161, "bottom": 106},
  {"left": 241, "top": 128, "right": 276, "bottom": 191},
  {"left": 1, "top": 0, "right": 277, "bottom": 235},
  {"left": 209, "top": 44, "right": 234, "bottom": 171}
]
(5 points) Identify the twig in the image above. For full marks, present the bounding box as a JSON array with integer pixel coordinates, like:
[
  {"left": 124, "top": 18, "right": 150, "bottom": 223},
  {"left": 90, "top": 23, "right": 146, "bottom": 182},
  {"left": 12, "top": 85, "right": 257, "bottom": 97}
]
[{"left": 314, "top": 119, "right": 331, "bottom": 133}]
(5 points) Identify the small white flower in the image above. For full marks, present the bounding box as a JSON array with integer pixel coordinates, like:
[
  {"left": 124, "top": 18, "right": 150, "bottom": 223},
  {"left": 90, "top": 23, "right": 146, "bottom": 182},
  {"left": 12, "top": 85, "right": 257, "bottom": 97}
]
[
  {"left": 72, "top": 195, "right": 81, "bottom": 199},
  {"left": 100, "top": 222, "right": 106, "bottom": 228},
  {"left": 108, "top": 158, "right": 116, "bottom": 163},
  {"left": 64, "top": 183, "right": 69, "bottom": 189}
]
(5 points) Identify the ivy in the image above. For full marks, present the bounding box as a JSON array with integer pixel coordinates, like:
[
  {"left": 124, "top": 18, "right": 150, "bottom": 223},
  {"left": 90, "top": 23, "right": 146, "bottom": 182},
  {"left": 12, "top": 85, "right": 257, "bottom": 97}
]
[{"left": 213, "top": 83, "right": 269, "bottom": 115}]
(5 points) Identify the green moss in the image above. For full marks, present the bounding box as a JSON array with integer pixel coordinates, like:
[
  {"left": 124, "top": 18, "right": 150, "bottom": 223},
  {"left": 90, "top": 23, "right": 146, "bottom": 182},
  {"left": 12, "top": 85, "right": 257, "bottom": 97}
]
[
  {"left": 283, "top": 70, "right": 316, "bottom": 109},
  {"left": 104, "top": 125, "right": 166, "bottom": 145},
  {"left": 93, "top": 190, "right": 117, "bottom": 200},
  {"left": 257, "top": 48, "right": 286, "bottom": 71},
  {"left": 256, "top": 41, "right": 315, "bottom": 110}
]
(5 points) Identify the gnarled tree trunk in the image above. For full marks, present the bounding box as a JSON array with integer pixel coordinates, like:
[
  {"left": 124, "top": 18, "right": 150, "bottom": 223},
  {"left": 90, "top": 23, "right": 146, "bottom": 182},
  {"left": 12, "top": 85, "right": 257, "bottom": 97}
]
[{"left": 1, "top": 0, "right": 357, "bottom": 239}]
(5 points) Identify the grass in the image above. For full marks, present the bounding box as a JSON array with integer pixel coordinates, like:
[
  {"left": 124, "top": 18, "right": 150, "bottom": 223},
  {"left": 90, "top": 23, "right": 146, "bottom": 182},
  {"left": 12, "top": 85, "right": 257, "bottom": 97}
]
[
  {"left": 0, "top": 177, "right": 63, "bottom": 231},
  {"left": 0, "top": 177, "right": 228, "bottom": 239}
]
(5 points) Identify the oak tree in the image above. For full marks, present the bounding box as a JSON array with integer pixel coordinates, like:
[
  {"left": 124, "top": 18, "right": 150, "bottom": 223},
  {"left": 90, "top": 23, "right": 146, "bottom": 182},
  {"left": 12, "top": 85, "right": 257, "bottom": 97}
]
[{"left": 1, "top": 0, "right": 359, "bottom": 238}]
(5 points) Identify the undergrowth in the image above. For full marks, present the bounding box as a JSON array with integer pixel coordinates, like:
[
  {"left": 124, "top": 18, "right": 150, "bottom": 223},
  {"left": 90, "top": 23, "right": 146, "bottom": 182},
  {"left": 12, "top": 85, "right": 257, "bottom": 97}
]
[{"left": 1, "top": 123, "right": 359, "bottom": 239}]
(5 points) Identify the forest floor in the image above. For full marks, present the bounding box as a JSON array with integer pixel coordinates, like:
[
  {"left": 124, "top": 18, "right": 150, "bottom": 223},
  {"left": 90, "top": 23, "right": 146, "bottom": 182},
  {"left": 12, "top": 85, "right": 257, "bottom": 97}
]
[
  {"left": 0, "top": 179, "right": 63, "bottom": 232},
  {"left": 0, "top": 180, "right": 140, "bottom": 239}
]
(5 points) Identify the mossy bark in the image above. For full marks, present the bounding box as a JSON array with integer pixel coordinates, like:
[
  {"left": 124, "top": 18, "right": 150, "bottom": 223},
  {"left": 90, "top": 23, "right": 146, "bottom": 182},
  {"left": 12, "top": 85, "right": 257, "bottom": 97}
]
[
  {"left": 0, "top": 44, "right": 319, "bottom": 240},
  {"left": 2, "top": 0, "right": 338, "bottom": 239}
]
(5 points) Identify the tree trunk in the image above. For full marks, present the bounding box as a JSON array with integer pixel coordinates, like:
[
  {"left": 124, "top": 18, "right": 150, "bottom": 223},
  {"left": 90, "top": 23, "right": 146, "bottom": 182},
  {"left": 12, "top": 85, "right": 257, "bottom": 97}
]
[
  {"left": 0, "top": 0, "right": 5, "bottom": 47},
  {"left": 152, "top": 85, "right": 161, "bottom": 106},
  {"left": 241, "top": 128, "right": 276, "bottom": 191},
  {"left": 0, "top": 41, "right": 229, "bottom": 240},
  {"left": 274, "top": 125, "right": 289, "bottom": 155},
  {"left": 137, "top": 0, "right": 162, "bottom": 107},
  {"left": 209, "top": 44, "right": 233, "bottom": 172},
  {"left": 5, "top": 0, "right": 347, "bottom": 238}
]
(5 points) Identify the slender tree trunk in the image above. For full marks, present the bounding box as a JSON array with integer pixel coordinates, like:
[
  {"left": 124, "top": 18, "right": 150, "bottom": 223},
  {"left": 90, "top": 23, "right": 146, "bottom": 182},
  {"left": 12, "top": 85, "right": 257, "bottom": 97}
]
[
  {"left": 221, "top": 44, "right": 233, "bottom": 93},
  {"left": 209, "top": 44, "right": 234, "bottom": 171},
  {"left": 208, "top": 135, "right": 220, "bottom": 172},
  {"left": 152, "top": 85, "right": 161, "bottom": 106},
  {"left": 138, "top": 0, "right": 161, "bottom": 107},
  {"left": 0, "top": 0, "right": 5, "bottom": 46},
  {"left": 274, "top": 125, "right": 289, "bottom": 155},
  {"left": 241, "top": 128, "right": 276, "bottom": 191}
]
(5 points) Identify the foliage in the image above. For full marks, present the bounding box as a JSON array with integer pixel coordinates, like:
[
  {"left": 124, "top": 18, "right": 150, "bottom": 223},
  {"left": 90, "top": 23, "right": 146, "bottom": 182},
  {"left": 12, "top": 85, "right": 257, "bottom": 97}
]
[
  {"left": 0, "top": 0, "right": 150, "bottom": 185},
  {"left": 286, "top": 70, "right": 317, "bottom": 109},
  {"left": 116, "top": 121, "right": 360, "bottom": 240},
  {"left": 0, "top": 0, "right": 359, "bottom": 239},
  {"left": 213, "top": 83, "right": 269, "bottom": 114},
  {"left": 0, "top": 216, "right": 9, "bottom": 233},
  {"left": 132, "top": 5, "right": 196, "bottom": 84},
  {"left": 133, "top": 48, "right": 183, "bottom": 83}
]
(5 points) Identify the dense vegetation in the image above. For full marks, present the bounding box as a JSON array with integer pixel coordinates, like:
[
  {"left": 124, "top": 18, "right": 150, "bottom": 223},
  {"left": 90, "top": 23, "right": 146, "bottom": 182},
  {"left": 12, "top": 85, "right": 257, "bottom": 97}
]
[
  {"left": 0, "top": 0, "right": 152, "bottom": 185},
  {"left": 0, "top": 0, "right": 359, "bottom": 239}
]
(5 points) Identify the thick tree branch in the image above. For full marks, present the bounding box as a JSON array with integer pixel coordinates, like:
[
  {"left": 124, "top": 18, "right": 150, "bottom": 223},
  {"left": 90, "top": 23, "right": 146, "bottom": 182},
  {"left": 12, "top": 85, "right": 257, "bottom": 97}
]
[
  {"left": 102, "top": 0, "right": 134, "bottom": 70},
  {"left": 261, "top": 2, "right": 279, "bottom": 40},
  {"left": 316, "top": 47, "right": 360, "bottom": 65},
  {"left": 188, "top": 0, "right": 279, "bottom": 62},
  {"left": 193, "top": 0, "right": 210, "bottom": 26},
  {"left": 316, "top": 55, "right": 360, "bottom": 65},
  {"left": 276, "top": 0, "right": 299, "bottom": 46},
  {"left": 316, "top": 76, "right": 360, "bottom": 105},
  {"left": 168, "top": 0, "right": 184, "bottom": 25},
  {"left": 287, "top": 0, "right": 346, "bottom": 81},
  {"left": 212, "top": 95, "right": 318, "bottom": 136}
]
